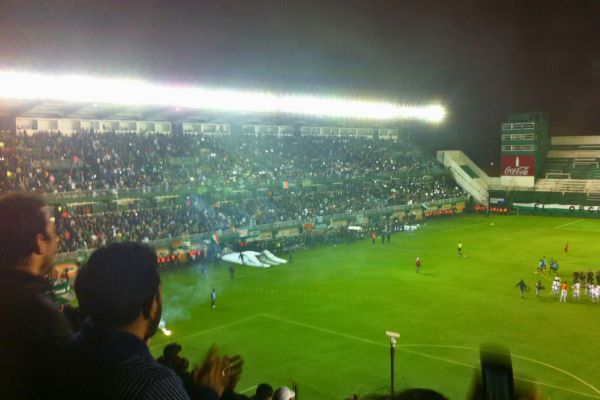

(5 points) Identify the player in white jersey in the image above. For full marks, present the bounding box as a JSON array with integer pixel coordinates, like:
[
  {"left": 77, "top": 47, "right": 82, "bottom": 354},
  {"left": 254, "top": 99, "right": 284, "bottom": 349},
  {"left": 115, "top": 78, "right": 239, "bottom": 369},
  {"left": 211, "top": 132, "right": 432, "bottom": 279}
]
[
  {"left": 586, "top": 283, "right": 594, "bottom": 299},
  {"left": 572, "top": 282, "right": 581, "bottom": 301},
  {"left": 593, "top": 286, "right": 600, "bottom": 303},
  {"left": 551, "top": 277, "right": 561, "bottom": 298}
]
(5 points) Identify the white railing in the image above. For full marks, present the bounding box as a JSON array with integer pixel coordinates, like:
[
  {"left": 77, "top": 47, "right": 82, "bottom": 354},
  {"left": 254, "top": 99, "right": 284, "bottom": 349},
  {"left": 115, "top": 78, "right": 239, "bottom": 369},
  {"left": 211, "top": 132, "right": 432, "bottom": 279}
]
[{"left": 437, "top": 150, "right": 488, "bottom": 204}]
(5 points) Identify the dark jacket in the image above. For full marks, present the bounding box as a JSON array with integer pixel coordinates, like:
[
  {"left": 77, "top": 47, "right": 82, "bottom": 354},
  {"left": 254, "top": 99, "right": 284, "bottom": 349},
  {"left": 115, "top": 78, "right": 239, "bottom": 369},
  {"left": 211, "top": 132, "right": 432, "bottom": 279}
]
[
  {"left": 66, "top": 320, "right": 219, "bottom": 400},
  {"left": 0, "top": 270, "right": 73, "bottom": 399}
]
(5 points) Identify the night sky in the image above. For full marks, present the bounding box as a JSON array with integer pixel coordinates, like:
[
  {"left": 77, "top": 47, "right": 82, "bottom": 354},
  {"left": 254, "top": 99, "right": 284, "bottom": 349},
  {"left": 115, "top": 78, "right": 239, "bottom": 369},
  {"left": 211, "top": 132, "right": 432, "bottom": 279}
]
[{"left": 1, "top": 0, "right": 599, "bottom": 171}]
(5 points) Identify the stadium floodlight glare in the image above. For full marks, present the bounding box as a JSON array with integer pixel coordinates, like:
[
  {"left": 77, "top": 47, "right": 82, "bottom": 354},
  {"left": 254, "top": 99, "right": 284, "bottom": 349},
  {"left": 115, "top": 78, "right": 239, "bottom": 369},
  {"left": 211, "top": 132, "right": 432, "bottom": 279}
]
[{"left": 0, "top": 70, "right": 446, "bottom": 123}]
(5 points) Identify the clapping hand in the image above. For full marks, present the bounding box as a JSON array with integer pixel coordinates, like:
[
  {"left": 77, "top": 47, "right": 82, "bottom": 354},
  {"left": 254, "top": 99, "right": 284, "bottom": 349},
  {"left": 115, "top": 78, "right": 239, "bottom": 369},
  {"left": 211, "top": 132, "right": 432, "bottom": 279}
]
[{"left": 192, "top": 345, "right": 244, "bottom": 397}]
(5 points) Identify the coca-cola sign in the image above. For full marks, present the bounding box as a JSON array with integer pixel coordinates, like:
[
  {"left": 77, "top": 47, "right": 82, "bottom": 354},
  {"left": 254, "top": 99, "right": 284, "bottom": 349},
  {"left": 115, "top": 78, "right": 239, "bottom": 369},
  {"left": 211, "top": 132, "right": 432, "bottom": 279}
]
[
  {"left": 501, "top": 156, "right": 535, "bottom": 176},
  {"left": 504, "top": 165, "right": 530, "bottom": 176}
]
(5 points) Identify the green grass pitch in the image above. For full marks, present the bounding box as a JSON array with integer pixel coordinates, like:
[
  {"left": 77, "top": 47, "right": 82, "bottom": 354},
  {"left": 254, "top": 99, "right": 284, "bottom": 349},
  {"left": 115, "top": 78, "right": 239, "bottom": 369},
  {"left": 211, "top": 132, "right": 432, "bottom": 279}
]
[{"left": 150, "top": 215, "right": 600, "bottom": 399}]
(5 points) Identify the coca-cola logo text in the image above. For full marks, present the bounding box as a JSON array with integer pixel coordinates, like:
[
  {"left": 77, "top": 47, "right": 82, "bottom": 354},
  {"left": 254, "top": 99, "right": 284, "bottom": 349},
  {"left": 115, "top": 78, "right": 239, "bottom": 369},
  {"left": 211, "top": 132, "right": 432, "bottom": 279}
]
[{"left": 504, "top": 166, "right": 530, "bottom": 176}]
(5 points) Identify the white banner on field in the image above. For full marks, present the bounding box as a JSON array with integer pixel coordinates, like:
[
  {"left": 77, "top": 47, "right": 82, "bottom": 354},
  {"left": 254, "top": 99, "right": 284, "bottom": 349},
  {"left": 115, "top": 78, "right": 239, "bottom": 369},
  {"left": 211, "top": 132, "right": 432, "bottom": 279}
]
[{"left": 514, "top": 203, "right": 600, "bottom": 212}]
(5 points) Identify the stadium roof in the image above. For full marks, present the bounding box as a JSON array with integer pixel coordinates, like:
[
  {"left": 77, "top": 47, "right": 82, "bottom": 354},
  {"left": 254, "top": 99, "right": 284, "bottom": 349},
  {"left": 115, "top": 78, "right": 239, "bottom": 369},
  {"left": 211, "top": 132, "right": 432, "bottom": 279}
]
[
  {"left": 0, "top": 71, "right": 446, "bottom": 124},
  {"left": 0, "top": 98, "right": 391, "bottom": 127},
  {"left": 0, "top": 98, "right": 228, "bottom": 123}
]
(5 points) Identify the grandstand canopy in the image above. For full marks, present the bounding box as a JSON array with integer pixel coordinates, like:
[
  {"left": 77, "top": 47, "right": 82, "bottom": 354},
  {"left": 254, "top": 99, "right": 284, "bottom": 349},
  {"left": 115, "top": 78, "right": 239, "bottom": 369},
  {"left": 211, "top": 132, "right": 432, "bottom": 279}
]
[
  {"left": 0, "top": 97, "right": 240, "bottom": 124},
  {"left": 0, "top": 71, "right": 446, "bottom": 125}
]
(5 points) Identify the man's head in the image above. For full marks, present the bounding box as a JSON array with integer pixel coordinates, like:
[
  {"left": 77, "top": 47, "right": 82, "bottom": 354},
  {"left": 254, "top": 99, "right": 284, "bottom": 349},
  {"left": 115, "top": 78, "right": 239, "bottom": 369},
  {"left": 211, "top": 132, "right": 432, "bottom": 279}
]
[
  {"left": 0, "top": 193, "right": 57, "bottom": 275},
  {"left": 75, "top": 242, "right": 161, "bottom": 340},
  {"left": 255, "top": 383, "right": 274, "bottom": 400},
  {"left": 162, "top": 342, "right": 182, "bottom": 362}
]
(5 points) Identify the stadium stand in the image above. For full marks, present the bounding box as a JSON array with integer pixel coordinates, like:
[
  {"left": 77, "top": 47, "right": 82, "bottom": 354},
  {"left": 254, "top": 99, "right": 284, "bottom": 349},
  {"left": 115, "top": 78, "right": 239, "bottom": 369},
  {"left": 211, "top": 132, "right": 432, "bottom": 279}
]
[
  {"left": 541, "top": 138, "right": 600, "bottom": 180},
  {"left": 1, "top": 128, "right": 465, "bottom": 254}
]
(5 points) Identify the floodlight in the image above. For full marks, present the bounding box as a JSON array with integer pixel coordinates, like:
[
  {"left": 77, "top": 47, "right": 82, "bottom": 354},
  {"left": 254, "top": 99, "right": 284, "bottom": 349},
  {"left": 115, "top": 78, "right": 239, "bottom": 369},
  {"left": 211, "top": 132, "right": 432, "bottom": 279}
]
[{"left": 0, "top": 70, "right": 447, "bottom": 123}]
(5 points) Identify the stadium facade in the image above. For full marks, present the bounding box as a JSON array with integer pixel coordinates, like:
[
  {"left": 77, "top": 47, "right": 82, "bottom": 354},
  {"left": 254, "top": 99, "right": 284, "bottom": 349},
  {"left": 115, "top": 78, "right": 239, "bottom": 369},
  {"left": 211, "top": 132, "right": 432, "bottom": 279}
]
[{"left": 439, "top": 111, "right": 600, "bottom": 217}]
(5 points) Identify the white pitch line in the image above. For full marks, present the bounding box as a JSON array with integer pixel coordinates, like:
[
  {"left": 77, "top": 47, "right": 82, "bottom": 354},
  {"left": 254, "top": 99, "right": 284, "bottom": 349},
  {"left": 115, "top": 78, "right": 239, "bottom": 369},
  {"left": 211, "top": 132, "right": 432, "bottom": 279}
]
[
  {"left": 408, "top": 344, "right": 600, "bottom": 397},
  {"left": 512, "top": 352, "right": 600, "bottom": 396},
  {"left": 240, "top": 385, "right": 257, "bottom": 394},
  {"left": 403, "top": 344, "right": 600, "bottom": 396},
  {"left": 149, "top": 313, "right": 262, "bottom": 350},
  {"left": 516, "top": 378, "right": 600, "bottom": 399},
  {"left": 261, "top": 314, "right": 600, "bottom": 398},
  {"left": 262, "top": 313, "right": 385, "bottom": 347},
  {"left": 554, "top": 219, "right": 584, "bottom": 229},
  {"left": 430, "top": 220, "right": 490, "bottom": 235}
]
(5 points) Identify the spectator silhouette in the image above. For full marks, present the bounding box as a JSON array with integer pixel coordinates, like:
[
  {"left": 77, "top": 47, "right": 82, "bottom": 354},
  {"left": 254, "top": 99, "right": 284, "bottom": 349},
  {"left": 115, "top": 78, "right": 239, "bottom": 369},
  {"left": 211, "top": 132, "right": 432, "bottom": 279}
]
[
  {"left": 0, "top": 193, "right": 72, "bottom": 399},
  {"left": 67, "top": 242, "right": 242, "bottom": 399}
]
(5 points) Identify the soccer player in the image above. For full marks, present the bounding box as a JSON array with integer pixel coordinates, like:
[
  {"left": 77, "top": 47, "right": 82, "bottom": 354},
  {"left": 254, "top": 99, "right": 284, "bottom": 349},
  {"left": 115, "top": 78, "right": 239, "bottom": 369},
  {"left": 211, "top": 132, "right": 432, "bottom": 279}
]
[
  {"left": 540, "top": 256, "right": 547, "bottom": 271},
  {"left": 515, "top": 279, "right": 528, "bottom": 299},
  {"left": 535, "top": 280, "right": 545, "bottom": 297},
  {"left": 559, "top": 281, "right": 569, "bottom": 302},
  {"left": 211, "top": 289, "right": 217, "bottom": 309},
  {"left": 415, "top": 257, "right": 421, "bottom": 274},
  {"left": 457, "top": 241, "right": 462, "bottom": 257},
  {"left": 563, "top": 241, "right": 569, "bottom": 255},
  {"left": 573, "top": 282, "right": 581, "bottom": 301},
  {"left": 550, "top": 259, "right": 559, "bottom": 274},
  {"left": 592, "top": 285, "right": 599, "bottom": 304},
  {"left": 552, "top": 277, "right": 561, "bottom": 298},
  {"left": 585, "top": 282, "right": 593, "bottom": 298}
]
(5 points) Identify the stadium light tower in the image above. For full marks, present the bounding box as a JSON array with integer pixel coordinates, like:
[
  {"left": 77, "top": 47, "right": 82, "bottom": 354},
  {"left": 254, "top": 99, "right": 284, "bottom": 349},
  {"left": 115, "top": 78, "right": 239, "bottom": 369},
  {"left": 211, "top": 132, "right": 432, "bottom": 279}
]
[
  {"left": 0, "top": 70, "right": 446, "bottom": 123},
  {"left": 386, "top": 330, "right": 400, "bottom": 399}
]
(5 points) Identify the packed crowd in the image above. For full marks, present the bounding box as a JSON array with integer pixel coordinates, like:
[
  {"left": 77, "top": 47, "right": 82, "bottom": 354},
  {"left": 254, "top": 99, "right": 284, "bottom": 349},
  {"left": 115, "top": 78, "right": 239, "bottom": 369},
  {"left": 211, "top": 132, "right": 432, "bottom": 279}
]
[
  {"left": 55, "top": 174, "right": 462, "bottom": 253},
  {"left": 1, "top": 130, "right": 443, "bottom": 193},
  {"left": 1, "top": 130, "right": 464, "bottom": 253},
  {"left": 1, "top": 131, "right": 169, "bottom": 192}
]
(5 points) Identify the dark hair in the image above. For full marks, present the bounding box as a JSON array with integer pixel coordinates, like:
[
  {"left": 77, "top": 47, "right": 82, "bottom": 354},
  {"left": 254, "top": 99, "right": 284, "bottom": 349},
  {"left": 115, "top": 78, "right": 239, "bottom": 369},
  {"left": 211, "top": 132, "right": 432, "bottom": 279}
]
[
  {"left": 255, "top": 383, "right": 274, "bottom": 400},
  {"left": 0, "top": 193, "right": 49, "bottom": 270},
  {"left": 162, "top": 343, "right": 182, "bottom": 361},
  {"left": 75, "top": 242, "right": 160, "bottom": 328}
]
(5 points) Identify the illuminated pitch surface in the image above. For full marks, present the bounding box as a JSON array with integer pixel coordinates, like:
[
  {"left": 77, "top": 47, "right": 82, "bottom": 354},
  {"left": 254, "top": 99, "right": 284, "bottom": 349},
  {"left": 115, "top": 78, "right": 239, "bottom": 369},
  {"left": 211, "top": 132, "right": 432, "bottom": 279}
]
[{"left": 151, "top": 215, "right": 600, "bottom": 399}]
